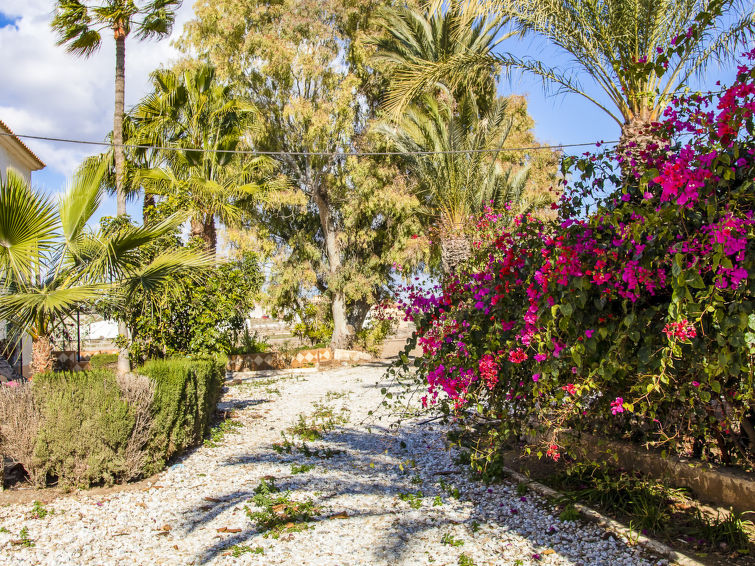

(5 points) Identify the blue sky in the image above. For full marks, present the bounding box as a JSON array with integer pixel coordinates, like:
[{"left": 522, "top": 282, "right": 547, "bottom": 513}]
[{"left": 0, "top": 3, "right": 747, "bottom": 223}]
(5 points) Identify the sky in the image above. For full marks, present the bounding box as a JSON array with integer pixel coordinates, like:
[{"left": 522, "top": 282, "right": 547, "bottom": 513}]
[{"left": 0, "top": 1, "right": 745, "bottom": 223}]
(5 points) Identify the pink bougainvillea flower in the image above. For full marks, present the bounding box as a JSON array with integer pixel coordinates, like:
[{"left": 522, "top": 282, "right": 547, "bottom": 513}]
[
  {"left": 532, "top": 373, "right": 540, "bottom": 382},
  {"left": 534, "top": 353, "right": 547, "bottom": 362},
  {"left": 585, "top": 329, "right": 594, "bottom": 338},
  {"left": 562, "top": 383, "right": 576, "bottom": 395},
  {"left": 611, "top": 397, "right": 625, "bottom": 415},
  {"left": 508, "top": 348, "right": 528, "bottom": 364},
  {"left": 663, "top": 320, "right": 697, "bottom": 341}
]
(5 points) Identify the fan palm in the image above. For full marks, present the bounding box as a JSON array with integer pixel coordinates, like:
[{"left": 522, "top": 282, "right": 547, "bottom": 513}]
[
  {"left": 377, "top": 95, "right": 546, "bottom": 274},
  {"left": 52, "top": 0, "right": 183, "bottom": 216},
  {"left": 132, "top": 65, "right": 281, "bottom": 254},
  {"left": 391, "top": 0, "right": 753, "bottom": 156},
  {"left": 0, "top": 166, "right": 211, "bottom": 377}
]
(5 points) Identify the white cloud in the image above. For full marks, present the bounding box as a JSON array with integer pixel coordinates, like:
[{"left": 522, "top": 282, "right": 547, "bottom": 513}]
[{"left": 0, "top": 0, "right": 195, "bottom": 180}]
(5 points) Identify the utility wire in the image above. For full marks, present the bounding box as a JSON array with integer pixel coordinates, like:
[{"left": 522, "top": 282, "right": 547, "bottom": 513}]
[{"left": 0, "top": 131, "right": 618, "bottom": 156}]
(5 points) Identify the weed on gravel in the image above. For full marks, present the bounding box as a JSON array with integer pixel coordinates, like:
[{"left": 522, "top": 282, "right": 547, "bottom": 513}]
[
  {"left": 287, "top": 402, "right": 349, "bottom": 441},
  {"left": 398, "top": 491, "right": 424, "bottom": 509},
  {"left": 29, "top": 501, "right": 51, "bottom": 519},
  {"left": 291, "top": 463, "right": 315, "bottom": 474},
  {"left": 205, "top": 419, "right": 244, "bottom": 447},
  {"left": 229, "top": 544, "right": 265, "bottom": 557},
  {"left": 245, "top": 478, "right": 319, "bottom": 539}
]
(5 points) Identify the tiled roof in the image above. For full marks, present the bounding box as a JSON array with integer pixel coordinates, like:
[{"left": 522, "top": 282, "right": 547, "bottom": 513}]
[{"left": 0, "top": 118, "right": 45, "bottom": 170}]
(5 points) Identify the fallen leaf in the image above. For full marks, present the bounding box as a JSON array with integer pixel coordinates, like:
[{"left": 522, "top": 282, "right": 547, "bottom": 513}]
[
  {"left": 199, "top": 506, "right": 213, "bottom": 511},
  {"left": 331, "top": 512, "right": 349, "bottom": 519},
  {"left": 284, "top": 522, "right": 295, "bottom": 528},
  {"left": 161, "top": 525, "right": 172, "bottom": 531},
  {"left": 542, "top": 549, "right": 555, "bottom": 555},
  {"left": 203, "top": 497, "right": 221, "bottom": 502},
  {"left": 216, "top": 527, "right": 242, "bottom": 533},
  {"left": 135, "top": 503, "right": 146, "bottom": 509},
  {"left": 172, "top": 545, "right": 179, "bottom": 551},
  {"left": 156, "top": 531, "right": 169, "bottom": 537}
]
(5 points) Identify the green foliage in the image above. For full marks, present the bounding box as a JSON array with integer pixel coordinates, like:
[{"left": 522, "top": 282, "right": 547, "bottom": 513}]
[
  {"left": 441, "top": 533, "right": 465, "bottom": 546},
  {"left": 123, "top": 251, "right": 263, "bottom": 362},
  {"left": 230, "top": 544, "right": 265, "bottom": 557},
  {"left": 398, "top": 491, "right": 424, "bottom": 509},
  {"left": 88, "top": 353, "right": 118, "bottom": 370},
  {"left": 205, "top": 419, "right": 243, "bottom": 447},
  {"left": 16, "top": 526, "right": 34, "bottom": 548},
  {"left": 290, "top": 463, "right": 315, "bottom": 475},
  {"left": 457, "top": 553, "right": 476, "bottom": 566},
  {"left": 354, "top": 318, "right": 397, "bottom": 357},
  {"left": 32, "top": 370, "right": 134, "bottom": 488},
  {"left": 229, "top": 328, "right": 270, "bottom": 355},
  {"left": 30, "top": 501, "right": 50, "bottom": 520},
  {"left": 245, "top": 478, "right": 318, "bottom": 537},
  {"left": 291, "top": 303, "right": 334, "bottom": 347},
  {"left": 558, "top": 504, "right": 581, "bottom": 522},
  {"left": 139, "top": 357, "right": 225, "bottom": 474}
]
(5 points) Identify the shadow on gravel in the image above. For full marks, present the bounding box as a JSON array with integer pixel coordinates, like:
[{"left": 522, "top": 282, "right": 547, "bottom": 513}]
[{"left": 185, "top": 419, "right": 619, "bottom": 566}]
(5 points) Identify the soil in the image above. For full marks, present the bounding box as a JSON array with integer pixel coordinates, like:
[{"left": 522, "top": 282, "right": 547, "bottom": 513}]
[{"left": 502, "top": 450, "right": 755, "bottom": 566}]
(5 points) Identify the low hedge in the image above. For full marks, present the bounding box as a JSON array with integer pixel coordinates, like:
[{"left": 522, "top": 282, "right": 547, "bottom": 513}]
[
  {"left": 0, "top": 356, "right": 225, "bottom": 489},
  {"left": 140, "top": 356, "right": 225, "bottom": 475}
]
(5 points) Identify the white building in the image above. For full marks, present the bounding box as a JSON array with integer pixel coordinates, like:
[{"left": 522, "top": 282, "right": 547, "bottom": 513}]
[{"left": 0, "top": 119, "right": 45, "bottom": 378}]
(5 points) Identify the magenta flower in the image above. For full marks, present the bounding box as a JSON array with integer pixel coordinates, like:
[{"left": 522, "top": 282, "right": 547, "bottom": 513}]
[{"left": 611, "top": 397, "right": 625, "bottom": 415}]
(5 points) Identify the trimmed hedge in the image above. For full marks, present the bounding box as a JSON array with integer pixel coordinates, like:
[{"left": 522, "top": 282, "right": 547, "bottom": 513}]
[
  {"left": 0, "top": 357, "right": 225, "bottom": 488},
  {"left": 140, "top": 356, "right": 225, "bottom": 475},
  {"left": 88, "top": 353, "right": 118, "bottom": 370}
]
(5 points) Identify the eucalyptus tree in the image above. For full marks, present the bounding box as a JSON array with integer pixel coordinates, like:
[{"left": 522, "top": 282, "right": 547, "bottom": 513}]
[
  {"left": 51, "top": 0, "right": 183, "bottom": 216},
  {"left": 408, "top": 1, "right": 750, "bottom": 155},
  {"left": 131, "top": 64, "right": 280, "bottom": 254},
  {"left": 377, "top": 94, "right": 546, "bottom": 274},
  {"left": 179, "top": 0, "right": 427, "bottom": 348},
  {"left": 0, "top": 166, "right": 210, "bottom": 376}
]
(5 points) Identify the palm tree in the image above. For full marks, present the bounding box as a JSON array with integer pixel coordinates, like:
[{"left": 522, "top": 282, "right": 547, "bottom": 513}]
[
  {"left": 390, "top": 0, "right": 753, "bottom": 157},
  {"left": 131, "top": 65, "right": 281, "bottom": 254},
  {"left": 377, "top": 95, "right": 545, "bottom": 274},
  {"left": 372, "top": 3, "right": 507, "bottom": 114},
  {"left": 0, "top": 166, "right": 211, "bottom": 376},
  {"left": 51, "top": 0, "right": 183, "bottom": 217}
]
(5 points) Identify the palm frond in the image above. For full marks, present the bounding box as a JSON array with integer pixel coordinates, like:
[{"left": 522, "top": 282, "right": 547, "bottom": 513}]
[{"left": 0, "top": 169, "right": 58, "bottom": 282}]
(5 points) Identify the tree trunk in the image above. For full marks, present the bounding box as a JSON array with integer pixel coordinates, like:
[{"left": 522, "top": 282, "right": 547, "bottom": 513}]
[
  {"left": 114, "top": 31, "right": 127, "bottom": 217},
  {"left": 142, "top": 192, "right": 156, "bottom": 222},
  {"left": 440, "top": 234, "right": 471, "bottom": 276},
  {"left": 190, "top": 215, "right": 217, "bottom": 255},
  {"left": 616, "top": 111, "right": 667, "bottom": 180},
  {"left": 31, "top": 336, "right": 55, "bottom": 377},
  {"left": 313, "top": 189, "right": 351, "bottom": 349}
]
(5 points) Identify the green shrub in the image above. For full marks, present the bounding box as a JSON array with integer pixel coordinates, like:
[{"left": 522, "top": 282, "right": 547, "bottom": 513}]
[
  {"left": 88, "top": 353, "right": 118, "bottom": 370},
  {"left": 32, "top": 370, "right": 134, "bottom": 488},
  {"left": 140, "top": 356, "right": 224, "bottom": 474}
]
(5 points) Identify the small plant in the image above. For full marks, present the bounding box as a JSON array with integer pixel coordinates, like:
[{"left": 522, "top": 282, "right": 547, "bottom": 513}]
[
  {"left": 457, "top": 553, "right": 476, "bottom": 566},
  {"left": 205, "top": 419, "right": 243, "bottom": 447},
  {"left": 245, "top": 478, "right": 318, "bottom": 538},
  {"left": 439, "top": 480, "right": 461, "bottom": 499},
  {"left": 516, "top": 482, "right": 528, "bottom": 496},
  {"left": 441, "top": 533, "right": 464, "bottom": 547},
  {"left": 231, "top": 544, "right": 265, "bottom": 557},
  {"left": 291, "top": 463, "right": 315, "bottom": 475},
  {"left": 13, "top": 526, "right": 34, "bottom": 547},
  {"left": 692, "top": 508, "right": 753, "bottom": 550},
  {"left": 559, "top": 503, "right": 581, "bottom": 522},
  {"left": 0, "top": 526, "right": 9, "bottom": 534},
  {"left": 30, "top": 501, "right": 50, "bottom": 519},
  {"left": 410, "top": 474, "right": 422, "bottom": 485},
  {"left": 470, "top": 520, "right": 480, "bottom": 533},
  {"left": 433, "top": 495, "right": 443, "bottom": 506},
  {"left": 398, "top": 491, "right": 423, "bottom": 509}
]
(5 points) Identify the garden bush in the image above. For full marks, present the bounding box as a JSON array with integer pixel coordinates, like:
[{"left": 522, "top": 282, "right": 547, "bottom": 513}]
[
  {"left": 140, "top": 356, "right": 225, "bottom": 474},
  {"left": 0, "top": 357, "right": 225, "bottom": 488},
  {"left": 395, "top": 51, "right": 755, "bottom": 470},
  {"left": 88, "top": 352, "right": 118, "bottom": 370}
]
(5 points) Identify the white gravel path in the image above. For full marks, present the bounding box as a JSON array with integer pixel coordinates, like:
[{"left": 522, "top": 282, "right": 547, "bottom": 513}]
[{"left": 0, "top": 364, "right": 667, "bottom": 566}]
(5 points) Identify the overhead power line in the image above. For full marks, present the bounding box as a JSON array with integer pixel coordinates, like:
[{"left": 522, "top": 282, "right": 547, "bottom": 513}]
[{"left": 0, "top": 131, "right": 618, "bottom": 157}]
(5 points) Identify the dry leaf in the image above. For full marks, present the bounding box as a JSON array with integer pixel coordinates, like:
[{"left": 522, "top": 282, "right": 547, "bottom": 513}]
[
  {"left": 204, "top": 497, "right": 221, "bottom": 502},
  {"left": 331, "top": 512, "right": 349, "bottom": 519},
  {"left": 542, "top": 549, "right": 555, "bottom": 555},
  {"left": 161, "top": 525, "right": 172, "bottom": 531}
]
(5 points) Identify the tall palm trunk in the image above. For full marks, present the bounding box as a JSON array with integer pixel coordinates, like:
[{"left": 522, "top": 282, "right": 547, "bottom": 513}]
[
  {"left": 143, "top": 192, "right": 156, "bottom": 222},
  {"left": 313, "top": 189, "right": 351, "bottom": 349},
  {"left": 114, "top": 26, "right": 131, "bottom": 376},
  {"left": 190, "top": 215, "right": 217, "bottom": 255},
  {"left": 31, "top": 336, "right": 55, "bottom": 377},
  {"left": 440, "top": 218, "right": 471, "bottom": 276},
  {"left": 114, "top": 29, "right": 127, "bottom": 216},
  {"left": 616, "top": 109, "right": 666, "bottom": 179}
]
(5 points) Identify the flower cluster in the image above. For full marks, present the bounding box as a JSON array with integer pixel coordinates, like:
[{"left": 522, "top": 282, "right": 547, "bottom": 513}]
[{"left": 662, "top": 320, "right": 697, "bottom": 341}]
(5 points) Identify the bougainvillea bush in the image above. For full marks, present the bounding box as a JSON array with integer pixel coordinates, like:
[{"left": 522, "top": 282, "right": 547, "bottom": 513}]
[{"left": 395, "top": 52, "right": 755, "bottom": 469}]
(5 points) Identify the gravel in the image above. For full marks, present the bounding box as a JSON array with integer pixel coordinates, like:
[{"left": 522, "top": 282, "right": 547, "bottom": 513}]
[{"left": 0, "top": 364, "right": 668, "bottom": 565}]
